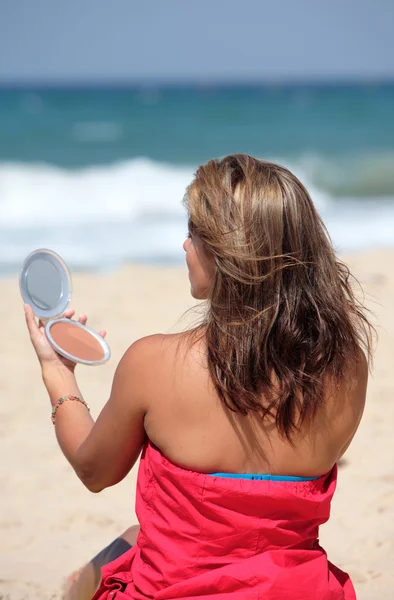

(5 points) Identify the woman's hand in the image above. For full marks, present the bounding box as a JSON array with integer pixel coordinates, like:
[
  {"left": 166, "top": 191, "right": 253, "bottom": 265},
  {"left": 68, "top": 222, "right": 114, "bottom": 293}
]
[{"left": 24, "top": 304, "right": 107, "bottom": 373}]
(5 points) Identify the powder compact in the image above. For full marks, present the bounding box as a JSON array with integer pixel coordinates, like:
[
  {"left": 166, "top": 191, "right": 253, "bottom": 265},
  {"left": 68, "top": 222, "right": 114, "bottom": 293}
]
[{"left": 20, "top": 248, "right": 111, "bottom": 366}]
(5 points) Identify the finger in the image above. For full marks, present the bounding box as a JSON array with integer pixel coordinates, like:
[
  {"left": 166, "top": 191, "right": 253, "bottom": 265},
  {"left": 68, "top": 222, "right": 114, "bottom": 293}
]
[
  {"left": 24, "top": 304, "right": 40, "bottom": 339},
  {"left": 64, "top": 309, "right": 75, "bottom": 318},
  {"left": 99, "top": 330, "right": 106, "bottom": 338},
  {"left": 78, "top": 314, "right": 88, "bottom": 325}
]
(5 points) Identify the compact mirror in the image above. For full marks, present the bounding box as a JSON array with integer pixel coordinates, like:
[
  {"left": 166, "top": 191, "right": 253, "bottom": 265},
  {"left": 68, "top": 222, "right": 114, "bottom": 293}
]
[{"left": 20, "top": 249, "right": 111, "bottom": 366}]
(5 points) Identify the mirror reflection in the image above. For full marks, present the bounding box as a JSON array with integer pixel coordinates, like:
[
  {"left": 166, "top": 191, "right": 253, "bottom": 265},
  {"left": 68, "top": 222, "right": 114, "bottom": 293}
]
[{"left": 26, "top": 259, "right": 63, "bottom": 310}]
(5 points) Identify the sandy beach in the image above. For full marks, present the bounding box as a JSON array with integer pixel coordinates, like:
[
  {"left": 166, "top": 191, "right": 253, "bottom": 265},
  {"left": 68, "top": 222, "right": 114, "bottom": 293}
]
[{"left": 1, "top": 250, "right": 393, "bottom": 600}]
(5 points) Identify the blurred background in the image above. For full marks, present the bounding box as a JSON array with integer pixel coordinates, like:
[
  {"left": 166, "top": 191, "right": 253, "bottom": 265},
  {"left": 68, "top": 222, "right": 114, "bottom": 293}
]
[
  {"left": 2, "top": 5, "right": 394, "bottom": 598},
  {"left": 1, "top": 0, "right": 394, "bottom": 275}
]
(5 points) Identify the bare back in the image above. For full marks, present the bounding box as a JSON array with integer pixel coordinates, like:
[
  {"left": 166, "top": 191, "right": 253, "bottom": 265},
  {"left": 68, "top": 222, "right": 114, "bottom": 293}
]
[{"left": 143, "top": 332, "right": 368, "bottom": 477}]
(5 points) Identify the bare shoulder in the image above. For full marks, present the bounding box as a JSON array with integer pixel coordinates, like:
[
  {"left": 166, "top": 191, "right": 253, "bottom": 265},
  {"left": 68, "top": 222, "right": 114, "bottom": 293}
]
[
  {"left": 356, "top": 348, "right": 369, "bottom": 385},
  {"left": 319, "top": 349, "right": 369, "bottom": 458},
  {"left": 344, "top": 348, "right": 369, "bottom": 406},
  {"left": 117, "top": 331, "right": 204, "bottom": 422},
  {"left": 120, "top": 331, "right": 195, "bottom": 373},
  {"left": 123, "top": 333, "right": 169, "bottom": 360}
]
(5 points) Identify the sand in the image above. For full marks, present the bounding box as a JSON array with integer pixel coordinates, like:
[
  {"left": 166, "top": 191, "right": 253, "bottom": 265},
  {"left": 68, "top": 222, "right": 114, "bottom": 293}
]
[{"left": 1, "top": 251, "right": 393, "bottom": 599}]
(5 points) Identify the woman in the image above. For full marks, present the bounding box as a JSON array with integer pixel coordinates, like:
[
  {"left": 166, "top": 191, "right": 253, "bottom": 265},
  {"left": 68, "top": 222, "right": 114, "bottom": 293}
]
[{"left": 25, "top": 155, "right": 372, "bottom": 600}]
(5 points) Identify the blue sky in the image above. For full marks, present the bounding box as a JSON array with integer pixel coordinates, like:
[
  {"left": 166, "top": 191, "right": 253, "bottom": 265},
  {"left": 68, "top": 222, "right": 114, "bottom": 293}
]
[{"left": 1, "top": 0, "right": 393, "bottom": 83}]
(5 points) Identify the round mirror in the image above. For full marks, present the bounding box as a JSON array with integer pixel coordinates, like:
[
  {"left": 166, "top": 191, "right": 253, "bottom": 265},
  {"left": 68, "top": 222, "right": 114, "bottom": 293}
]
[
  {"left": 19, "top": 249, "right": 72, "bottom": 319},
  {"left": 20, "top": 248, "right": 110, "bottom": 366},
  {"left": 26, "top": 259, "right": 63, "bottom": 310}
]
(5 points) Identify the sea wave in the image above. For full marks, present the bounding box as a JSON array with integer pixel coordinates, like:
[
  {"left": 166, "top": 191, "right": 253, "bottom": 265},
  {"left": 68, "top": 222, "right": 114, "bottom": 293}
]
[
  {"left": 0, "top": 158, "right": 393, "bottom": 276},
  {"left": 292, "top": 152, "right": 394, "bottom": 197}
]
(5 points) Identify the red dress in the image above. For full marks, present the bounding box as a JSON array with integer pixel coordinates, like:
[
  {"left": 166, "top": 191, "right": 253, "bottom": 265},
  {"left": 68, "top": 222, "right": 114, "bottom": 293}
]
[{"left": 92, "top": 441, "right": 356, "bottom": 599}]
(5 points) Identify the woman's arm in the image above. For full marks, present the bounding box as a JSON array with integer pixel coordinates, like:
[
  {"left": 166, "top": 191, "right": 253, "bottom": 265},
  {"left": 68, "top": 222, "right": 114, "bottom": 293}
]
[
  {"left": 24, "top": 303, "right": 156, "bottom": 493},
  {"left": 42, "top": 364, "right": 95, "bottom": 465},
  {"left": 42, "top": 338, "right": 156, "bottom": 492}
]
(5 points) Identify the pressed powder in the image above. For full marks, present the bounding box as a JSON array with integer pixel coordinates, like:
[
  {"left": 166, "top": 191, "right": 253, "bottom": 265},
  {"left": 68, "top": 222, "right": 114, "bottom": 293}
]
[{"left": 49, "top": 321, "right": 104, "bottom": 362}]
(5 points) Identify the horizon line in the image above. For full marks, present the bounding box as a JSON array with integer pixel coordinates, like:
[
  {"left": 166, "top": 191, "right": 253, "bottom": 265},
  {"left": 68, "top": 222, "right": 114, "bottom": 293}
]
[{"left": 0, "top": 75, "right": 394, "bottom": 90}]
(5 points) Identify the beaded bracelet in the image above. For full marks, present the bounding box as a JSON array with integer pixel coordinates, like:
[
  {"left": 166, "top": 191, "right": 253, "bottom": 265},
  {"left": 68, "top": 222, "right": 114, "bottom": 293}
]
[{"left": 51, "top": 395, "right": 90, "bottom": 425}]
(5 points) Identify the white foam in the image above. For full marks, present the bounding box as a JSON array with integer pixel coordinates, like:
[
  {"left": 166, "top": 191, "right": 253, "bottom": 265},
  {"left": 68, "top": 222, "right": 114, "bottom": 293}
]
[
  {"left": 0, "top": 158, "right": 192, "bottom": 227},
  {"left": 0, "top": 158, "right": 393, "bottom": 275}
]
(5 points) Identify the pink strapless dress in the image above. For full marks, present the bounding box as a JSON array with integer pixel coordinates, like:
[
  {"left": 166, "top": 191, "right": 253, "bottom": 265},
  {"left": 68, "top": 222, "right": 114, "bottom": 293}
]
[{"left": 92, "top": 441, "right": 356, "bottom": 599}]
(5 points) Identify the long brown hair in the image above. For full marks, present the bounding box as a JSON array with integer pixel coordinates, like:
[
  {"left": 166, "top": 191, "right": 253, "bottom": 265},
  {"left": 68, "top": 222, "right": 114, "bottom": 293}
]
[{"left": 184, "top": 154, "right": 373, "bottom": 439}]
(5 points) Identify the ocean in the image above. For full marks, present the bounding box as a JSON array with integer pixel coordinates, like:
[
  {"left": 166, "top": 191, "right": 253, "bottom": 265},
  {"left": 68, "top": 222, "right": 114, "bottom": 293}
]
[{"left": 1, "top": 83, "right": 393, "bottom": 276}]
